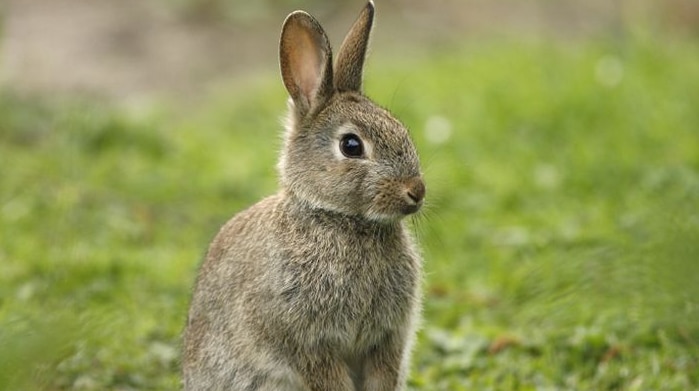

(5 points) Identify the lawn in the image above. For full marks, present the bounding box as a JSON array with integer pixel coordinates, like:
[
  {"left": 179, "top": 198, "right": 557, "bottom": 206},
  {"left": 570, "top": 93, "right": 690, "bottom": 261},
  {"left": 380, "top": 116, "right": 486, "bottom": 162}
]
[{"left": 1, "top": 33, "right": 698, "bottom": 390}]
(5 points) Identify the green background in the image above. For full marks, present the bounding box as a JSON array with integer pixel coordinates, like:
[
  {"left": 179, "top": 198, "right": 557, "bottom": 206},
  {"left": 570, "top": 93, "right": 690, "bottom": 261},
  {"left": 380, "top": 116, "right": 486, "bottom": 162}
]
[{"left": 1, "top": 1, "right": 698, "bottom": 389}]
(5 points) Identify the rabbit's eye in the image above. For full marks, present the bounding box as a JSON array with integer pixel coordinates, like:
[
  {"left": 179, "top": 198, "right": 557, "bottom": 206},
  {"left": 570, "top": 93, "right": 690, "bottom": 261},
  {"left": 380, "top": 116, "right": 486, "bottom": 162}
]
[{"left": 340, "top": 134, "right": 364, "bottom": 158}]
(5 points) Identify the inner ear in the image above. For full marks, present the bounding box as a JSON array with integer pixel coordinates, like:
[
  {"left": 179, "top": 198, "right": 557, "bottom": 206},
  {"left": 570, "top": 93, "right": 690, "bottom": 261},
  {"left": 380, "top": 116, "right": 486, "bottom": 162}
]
[
  {"left": 334, "top": 1, "right": 374, "bottom": 93},
  {"left": 288, "top": 28, "right": 322, "bottom": 103},
  {"left": 280, "top": 12, "right": 334, "bottom": 117}
]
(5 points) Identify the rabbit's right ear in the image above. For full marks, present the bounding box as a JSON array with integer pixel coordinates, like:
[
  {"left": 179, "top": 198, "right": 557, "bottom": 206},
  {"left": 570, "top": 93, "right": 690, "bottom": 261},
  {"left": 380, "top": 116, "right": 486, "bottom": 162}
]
[{"left": 280, "top": 11, "right": 334, "bottom": 118}]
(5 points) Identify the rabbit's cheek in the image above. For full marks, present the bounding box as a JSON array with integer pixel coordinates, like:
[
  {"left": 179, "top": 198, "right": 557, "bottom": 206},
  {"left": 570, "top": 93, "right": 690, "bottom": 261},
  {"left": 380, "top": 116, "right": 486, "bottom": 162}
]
[{"left": 363, "top": 180, "right": 402, "bottom": 220}]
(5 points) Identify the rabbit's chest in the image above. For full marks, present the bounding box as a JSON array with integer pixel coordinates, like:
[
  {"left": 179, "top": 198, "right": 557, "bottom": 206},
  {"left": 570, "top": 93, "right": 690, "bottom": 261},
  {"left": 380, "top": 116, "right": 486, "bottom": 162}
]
[{"left": 276, "top": 242, "right": 418, "bottom": 348}]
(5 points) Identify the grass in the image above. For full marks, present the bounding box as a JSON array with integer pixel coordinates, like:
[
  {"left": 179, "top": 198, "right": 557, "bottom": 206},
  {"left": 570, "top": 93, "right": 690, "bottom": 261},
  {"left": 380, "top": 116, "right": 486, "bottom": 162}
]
[{"left": 1, "top": 34, "right": 698, "bottom": 390}]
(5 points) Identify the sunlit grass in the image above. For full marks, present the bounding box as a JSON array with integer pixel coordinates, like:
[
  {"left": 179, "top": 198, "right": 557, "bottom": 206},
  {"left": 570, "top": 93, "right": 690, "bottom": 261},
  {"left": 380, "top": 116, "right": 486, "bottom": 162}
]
[{"left": 1, "top": 35, "right": 698, "bottom": 389}]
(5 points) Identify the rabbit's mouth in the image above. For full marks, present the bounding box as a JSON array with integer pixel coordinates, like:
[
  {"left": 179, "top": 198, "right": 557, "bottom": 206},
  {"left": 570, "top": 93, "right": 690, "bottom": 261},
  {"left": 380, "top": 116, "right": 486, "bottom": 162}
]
[{"left": 401, "top": 202, "right": 423, "bottom": 216}]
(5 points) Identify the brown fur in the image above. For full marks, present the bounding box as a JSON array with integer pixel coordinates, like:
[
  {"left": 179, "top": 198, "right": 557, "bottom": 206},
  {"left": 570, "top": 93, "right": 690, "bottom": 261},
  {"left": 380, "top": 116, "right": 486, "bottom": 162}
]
[{"left": 183, "top": 2, "right": 425, "bottom": 390}]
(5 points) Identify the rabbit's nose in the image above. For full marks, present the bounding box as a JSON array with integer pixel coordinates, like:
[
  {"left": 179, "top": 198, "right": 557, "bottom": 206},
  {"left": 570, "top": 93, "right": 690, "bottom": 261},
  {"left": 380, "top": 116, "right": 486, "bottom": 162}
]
[{"left": 406, "top": 177, "right": 426, "bottom": 204}]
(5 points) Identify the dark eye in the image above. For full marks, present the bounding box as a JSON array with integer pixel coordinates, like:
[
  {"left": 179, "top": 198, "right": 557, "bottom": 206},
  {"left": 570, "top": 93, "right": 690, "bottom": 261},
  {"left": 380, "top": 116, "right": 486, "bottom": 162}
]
[{"left": 340, "top": 134, "right": 364, "bottom": 158}]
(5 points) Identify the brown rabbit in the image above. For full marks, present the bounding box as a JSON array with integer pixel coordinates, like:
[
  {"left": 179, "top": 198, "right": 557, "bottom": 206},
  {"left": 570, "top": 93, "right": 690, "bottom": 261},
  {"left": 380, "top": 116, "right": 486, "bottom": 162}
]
[{"left": 182, "top": 2, "right": 426, "bottom": 390}]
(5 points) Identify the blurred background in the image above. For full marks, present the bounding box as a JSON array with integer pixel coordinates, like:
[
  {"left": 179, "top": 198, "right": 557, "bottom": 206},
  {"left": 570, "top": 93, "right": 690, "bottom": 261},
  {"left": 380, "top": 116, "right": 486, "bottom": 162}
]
[
  {"left": 4, "top": 0, "right": 699, "bottom": 102},
  {"left": 1, "top": 0, "right": 698, "bottom": 390}
]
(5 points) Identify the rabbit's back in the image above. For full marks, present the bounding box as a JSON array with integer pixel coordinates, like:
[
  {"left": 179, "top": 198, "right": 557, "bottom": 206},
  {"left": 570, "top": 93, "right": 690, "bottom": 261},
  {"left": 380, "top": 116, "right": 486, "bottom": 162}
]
[{"left": 183, "top": 196, "right": 296, "bottom": 389}]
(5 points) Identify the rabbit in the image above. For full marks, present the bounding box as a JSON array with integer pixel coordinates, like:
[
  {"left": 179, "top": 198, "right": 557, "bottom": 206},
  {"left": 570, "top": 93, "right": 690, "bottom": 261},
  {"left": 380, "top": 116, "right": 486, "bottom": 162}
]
[{"left": 182, "top": 1, "right": 426, "bottom": 390}]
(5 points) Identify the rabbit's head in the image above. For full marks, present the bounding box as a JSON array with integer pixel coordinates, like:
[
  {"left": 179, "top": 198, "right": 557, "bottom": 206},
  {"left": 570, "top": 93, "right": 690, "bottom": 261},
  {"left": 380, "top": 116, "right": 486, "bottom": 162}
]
[{"left": 278, "top": 1, "right": 424, "bottom": 223}]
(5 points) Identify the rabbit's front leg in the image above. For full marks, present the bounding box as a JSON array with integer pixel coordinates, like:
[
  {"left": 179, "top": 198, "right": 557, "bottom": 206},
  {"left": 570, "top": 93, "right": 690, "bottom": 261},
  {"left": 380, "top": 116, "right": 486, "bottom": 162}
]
[
  {"left": 362, "top": 332, "right": 410, "bottom": 391},
  {"left": 298, "top": 352, "right": 355, "bottom": 391}
]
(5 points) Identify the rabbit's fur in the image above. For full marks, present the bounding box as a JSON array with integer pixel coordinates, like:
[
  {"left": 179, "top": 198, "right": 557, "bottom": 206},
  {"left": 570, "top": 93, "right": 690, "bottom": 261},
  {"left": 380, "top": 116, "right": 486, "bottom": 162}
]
[{"left": 183, "top": 2, "right": 426, "bottom": 390}]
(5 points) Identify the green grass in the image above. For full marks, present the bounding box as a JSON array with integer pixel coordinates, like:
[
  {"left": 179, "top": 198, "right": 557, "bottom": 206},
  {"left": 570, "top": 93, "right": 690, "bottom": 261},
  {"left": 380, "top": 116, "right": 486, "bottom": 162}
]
[{"left": 1, "top": 35, "right": 698, "bottom": 390}]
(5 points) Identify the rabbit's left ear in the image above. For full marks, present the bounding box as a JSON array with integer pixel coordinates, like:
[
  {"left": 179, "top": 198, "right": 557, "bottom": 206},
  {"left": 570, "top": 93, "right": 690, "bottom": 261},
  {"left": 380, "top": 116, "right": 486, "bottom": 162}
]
[
  {"left": 280, "top": 11, "right": 334, "bottom": 118},
  {"left": 334, "top": 1, "right": 374, "bottom": 93}
]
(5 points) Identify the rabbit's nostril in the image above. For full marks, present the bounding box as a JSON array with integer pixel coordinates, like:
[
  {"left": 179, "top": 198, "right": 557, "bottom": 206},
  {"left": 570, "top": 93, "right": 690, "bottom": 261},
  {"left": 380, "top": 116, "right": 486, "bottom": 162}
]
[{"left": 406, "top": 178, "right": 426, "bottom": 204}]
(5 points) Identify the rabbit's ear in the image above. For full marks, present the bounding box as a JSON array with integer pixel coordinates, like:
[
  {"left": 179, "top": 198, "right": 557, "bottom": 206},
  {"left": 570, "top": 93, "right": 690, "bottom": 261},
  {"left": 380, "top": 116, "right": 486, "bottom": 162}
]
[
  {"left": 280, "top": 11, "right": 334, "bottom": 118},
  {"left": 334, "top": 1, "right": 374, "bottom": 93}
]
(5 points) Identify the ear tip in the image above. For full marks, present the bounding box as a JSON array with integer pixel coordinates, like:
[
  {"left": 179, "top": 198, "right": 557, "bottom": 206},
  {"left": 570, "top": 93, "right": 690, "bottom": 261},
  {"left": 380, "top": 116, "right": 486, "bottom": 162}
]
[
  {"left": 282, "top": 9, "right": 329, "bottom": 42},
  {"left": 365, "top": 1, "right": 375, "bottom": 16},
  {"left": 283, "top": 10, "right": 313, "bottom": 29}
]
